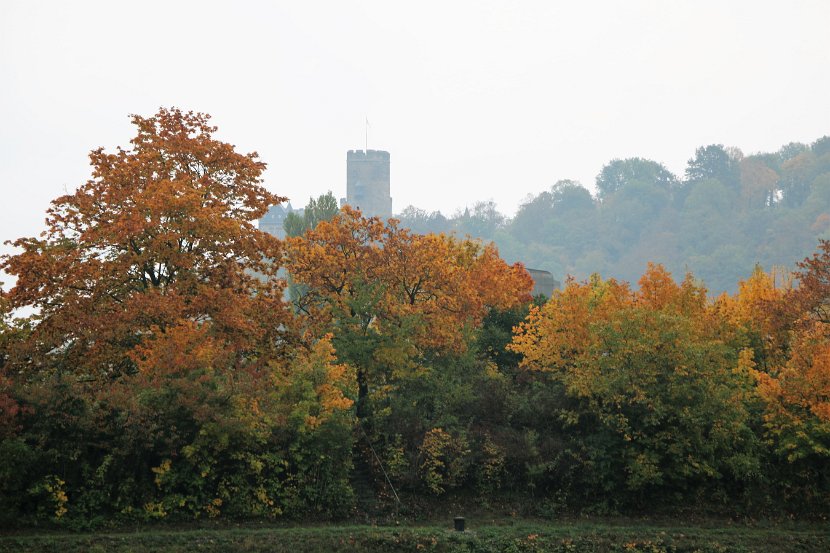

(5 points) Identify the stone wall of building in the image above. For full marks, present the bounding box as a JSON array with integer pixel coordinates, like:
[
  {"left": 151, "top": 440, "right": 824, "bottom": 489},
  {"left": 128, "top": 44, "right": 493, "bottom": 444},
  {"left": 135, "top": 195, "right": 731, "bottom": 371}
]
[
  {"left": 345, "top": 149, "right": 392, "bottom": 219},
  {"left": 258, "top": 203, "right": 302, "bottom": 239},
  {"left": 526, "top": 268, "right": 560, "bottom": 298}
]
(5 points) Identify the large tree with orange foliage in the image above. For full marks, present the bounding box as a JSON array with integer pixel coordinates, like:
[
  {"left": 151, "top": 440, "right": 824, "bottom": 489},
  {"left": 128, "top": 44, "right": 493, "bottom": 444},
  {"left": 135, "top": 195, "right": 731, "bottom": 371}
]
[
  {"left": 1, "top": 108, "right": 291, "bottom": 378},
  {"left": 0, "top": 109, "right": 361, "bottom": 522},
  {"left": 284, "top": 207, "right": 533, "bottom": 416}
]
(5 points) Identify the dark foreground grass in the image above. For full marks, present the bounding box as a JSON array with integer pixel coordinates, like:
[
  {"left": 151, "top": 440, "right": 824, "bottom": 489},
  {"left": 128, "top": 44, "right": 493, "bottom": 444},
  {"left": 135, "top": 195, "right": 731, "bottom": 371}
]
[{"left": 2, "top": 518, "right": 828, "bottom": 553}]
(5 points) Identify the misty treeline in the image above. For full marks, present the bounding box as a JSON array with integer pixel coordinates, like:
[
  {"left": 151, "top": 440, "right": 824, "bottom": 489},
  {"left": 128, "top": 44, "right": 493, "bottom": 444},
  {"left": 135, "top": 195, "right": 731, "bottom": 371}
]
[
  {"left": 1, "top": 110, "right": 830, "bottom": 529},
  {"left": 399, "top": 138, "right": 830, "bottom": 293}
]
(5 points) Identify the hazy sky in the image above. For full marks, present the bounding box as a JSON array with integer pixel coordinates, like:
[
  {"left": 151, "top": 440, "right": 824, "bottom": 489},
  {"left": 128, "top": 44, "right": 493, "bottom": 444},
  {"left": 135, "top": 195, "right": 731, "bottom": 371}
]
[{"left": 2, "top": 0, "right": 829, "bottom": 259}]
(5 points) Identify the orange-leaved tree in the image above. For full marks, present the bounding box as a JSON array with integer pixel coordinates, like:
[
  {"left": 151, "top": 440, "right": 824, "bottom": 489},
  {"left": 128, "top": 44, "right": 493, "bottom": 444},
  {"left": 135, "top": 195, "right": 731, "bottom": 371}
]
[
  {"left": 284, "top": 207, "right": 533, "bottom": 416},
  {"left": 750, "top": 241, "right": 830, "bottom": 490},
  {"left": 789, "top": 240, "right": 830, "bottom": 326},
  {"left": 1, "top": 108, "right": 292, "bottom": 379},
  {"left": 0, "top": 109, "right": 361, "bottom": 521}
]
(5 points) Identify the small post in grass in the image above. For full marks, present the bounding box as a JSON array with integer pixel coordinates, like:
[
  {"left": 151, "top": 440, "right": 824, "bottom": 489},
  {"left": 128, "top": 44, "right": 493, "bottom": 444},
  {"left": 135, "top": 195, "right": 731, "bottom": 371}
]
[{"left": 453, "top": 516, "right": 465, "bottom": 532}]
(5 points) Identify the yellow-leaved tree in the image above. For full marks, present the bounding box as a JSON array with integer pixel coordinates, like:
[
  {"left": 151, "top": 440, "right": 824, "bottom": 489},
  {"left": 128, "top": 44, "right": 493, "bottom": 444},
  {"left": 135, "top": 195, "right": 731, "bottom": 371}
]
[{"left": 510, "top": 264, "right": 760, "bottom": 506}]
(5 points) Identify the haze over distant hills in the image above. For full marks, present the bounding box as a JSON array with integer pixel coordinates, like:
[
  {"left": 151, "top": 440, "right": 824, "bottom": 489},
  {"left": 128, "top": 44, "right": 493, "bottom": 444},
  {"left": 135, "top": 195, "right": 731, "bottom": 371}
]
[{"left": 395, "top": 137, "right": 830, "bottom": 293}]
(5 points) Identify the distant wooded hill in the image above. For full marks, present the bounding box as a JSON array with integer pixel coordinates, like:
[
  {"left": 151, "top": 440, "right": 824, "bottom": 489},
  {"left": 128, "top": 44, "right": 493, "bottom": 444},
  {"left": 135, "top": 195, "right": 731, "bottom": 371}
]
[{"left": 397, "top": 138, "right": 830, "bottom": 293}]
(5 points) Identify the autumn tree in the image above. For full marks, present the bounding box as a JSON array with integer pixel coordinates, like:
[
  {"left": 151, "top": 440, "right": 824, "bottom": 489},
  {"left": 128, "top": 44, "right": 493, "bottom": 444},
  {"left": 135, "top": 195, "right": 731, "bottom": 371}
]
[
  {"left": 755, "top": 322, "right": 830, "bottom": 457},
  {"left": 1, "top": 108, "right": 293, "bottom": 378},
  {"left": 284, "top": 207, "right": 533, "bottom": 418},
  {"left": 789, "top": 239, "right": 830, "bottom": 325},
  {"left": 0, "top": 109, "right": 362, "bottom": 522},
  {"left": 748, "top": 241, "right": 830, "bottom": 505},
  {"left": 510, "top": 265, "right": 760, "bottom": 506},
  {"left": 715, "top": 266, "right": 788, "bottom": 373}
]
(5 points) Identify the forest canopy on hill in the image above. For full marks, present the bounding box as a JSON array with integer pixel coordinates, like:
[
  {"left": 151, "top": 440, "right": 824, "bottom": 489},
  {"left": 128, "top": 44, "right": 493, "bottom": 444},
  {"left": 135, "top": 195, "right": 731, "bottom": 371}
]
[{"left": 397, "top": 138, "right": 830, "bottom": 293}]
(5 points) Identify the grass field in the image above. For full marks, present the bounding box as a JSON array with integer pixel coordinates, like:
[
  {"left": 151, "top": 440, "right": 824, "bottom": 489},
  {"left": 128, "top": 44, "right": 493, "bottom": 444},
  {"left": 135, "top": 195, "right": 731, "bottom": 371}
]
[{"left": 2, "top": 518, "right": 828, "bottom": 553}]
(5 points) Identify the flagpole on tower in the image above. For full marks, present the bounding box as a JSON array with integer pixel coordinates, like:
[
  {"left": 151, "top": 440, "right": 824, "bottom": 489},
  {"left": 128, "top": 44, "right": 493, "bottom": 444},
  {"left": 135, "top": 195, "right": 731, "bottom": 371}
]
[{"left": 365, "top": 117, "right": 369, "bottom": 153}]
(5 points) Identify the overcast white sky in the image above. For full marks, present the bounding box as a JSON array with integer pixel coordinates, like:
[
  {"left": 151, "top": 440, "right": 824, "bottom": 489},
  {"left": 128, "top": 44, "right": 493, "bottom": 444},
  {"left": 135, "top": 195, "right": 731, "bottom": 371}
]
[{"left": 2, "top": 0, "right": 829, "bottom": 260}]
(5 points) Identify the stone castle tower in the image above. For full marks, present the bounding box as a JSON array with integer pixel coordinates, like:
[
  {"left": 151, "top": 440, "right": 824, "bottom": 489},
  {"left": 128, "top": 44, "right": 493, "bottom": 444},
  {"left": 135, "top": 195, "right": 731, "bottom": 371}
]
[{"left": 344, "top": 149, "right": 392, "bottom": 219}]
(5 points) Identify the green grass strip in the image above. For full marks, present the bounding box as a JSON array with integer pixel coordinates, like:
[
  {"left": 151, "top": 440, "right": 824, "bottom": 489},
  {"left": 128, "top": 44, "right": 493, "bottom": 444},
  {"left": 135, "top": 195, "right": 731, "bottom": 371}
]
[{"left": 2, "top": 519, "right": 829, "bottom": 553}]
